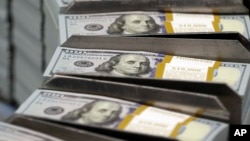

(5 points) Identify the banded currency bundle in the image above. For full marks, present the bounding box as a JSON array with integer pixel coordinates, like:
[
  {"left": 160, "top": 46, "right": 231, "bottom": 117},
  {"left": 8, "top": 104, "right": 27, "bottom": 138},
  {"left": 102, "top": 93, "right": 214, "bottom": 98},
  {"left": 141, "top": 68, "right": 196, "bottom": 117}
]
[
  {"left": 16, "top": 89, "right": 229, "bottom": 141},
  {"left": 59, "top": 11, "right": 250, "bottom": 43},
  {"left": 44, "top": 47, "right": 165, "bottom": 78},
  {"left": 0, "top": 121, "right": 63, "bottom": 141},
  {"left": 44, "top": 47, "right": 250, "bottom": 99},
  {"left": 153, "top": 55, "right": 250, "bottom": 97}
]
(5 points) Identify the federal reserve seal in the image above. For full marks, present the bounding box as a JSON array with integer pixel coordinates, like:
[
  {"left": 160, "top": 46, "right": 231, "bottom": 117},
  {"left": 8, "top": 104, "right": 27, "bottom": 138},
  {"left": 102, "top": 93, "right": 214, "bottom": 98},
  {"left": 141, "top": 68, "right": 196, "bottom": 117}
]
[
  {"left": 74, "top": 60, "right": 94, "bottom": 67},
  {"left": 44, "top": 106, "right": 64, "bottom": 115},
  {"left": 84, "top": 24, "right": 103, "bottom": 31}
]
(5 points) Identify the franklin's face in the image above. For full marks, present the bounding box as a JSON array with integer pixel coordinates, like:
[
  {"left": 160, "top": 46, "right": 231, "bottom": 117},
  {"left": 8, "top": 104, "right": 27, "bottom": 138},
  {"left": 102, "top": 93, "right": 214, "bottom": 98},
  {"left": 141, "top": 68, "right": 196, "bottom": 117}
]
[
  {"left": 83, "top": 101, "right": 121, "bottom": 124},
  {"left": 114, "top": 54, "right": 150, "bottom": 76},
  {"left": 122, "top": 14, "right": 156, "bottom": 34}
]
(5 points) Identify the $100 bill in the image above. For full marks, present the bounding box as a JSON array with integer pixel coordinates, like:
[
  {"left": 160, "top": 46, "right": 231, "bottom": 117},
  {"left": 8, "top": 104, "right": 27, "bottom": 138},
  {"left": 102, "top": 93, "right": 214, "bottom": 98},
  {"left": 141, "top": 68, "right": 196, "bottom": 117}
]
[
  {"left": 44, "top": 47, "right": 165, "bottom": 78},
  {"left": 59, "top": 11, "right": 250, "bottom": 43},
  {"left": 16, "top": 89, "right": 229, "bottom": 141}
]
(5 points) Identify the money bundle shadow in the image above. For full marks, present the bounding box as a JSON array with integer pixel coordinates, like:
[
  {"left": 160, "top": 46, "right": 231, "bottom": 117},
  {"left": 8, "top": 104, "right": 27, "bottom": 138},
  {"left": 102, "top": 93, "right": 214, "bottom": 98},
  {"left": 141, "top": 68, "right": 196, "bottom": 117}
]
[
  {"left": 7, "top": 114, "right": 177, "bottom": 141},
  {"left": 65, "top": 0, "right": 248, "bottom": 14},
  {"left": 43, "top": 74, "right": 241, "bottom": 124}
]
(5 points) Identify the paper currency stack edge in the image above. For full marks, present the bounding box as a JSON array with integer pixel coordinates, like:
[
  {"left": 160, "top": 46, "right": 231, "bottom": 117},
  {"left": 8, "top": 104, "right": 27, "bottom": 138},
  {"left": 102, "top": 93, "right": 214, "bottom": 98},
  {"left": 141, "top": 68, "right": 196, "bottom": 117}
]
[{"left": 0, "top": 0, "right": 250, "bottom": 141}]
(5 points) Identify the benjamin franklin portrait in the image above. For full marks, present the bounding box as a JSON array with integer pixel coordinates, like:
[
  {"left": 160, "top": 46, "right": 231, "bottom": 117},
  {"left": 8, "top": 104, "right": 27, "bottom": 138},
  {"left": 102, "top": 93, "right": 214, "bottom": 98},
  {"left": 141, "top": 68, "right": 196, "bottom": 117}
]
[
  {"left": 95, "top": 54, "right": 152, "bottom": 77},
  {"left": 107, "top": 14, "right": 161, "bottom": 35},
  {"left": 61, "top": 100, "right": 122, "bottom": 127}
]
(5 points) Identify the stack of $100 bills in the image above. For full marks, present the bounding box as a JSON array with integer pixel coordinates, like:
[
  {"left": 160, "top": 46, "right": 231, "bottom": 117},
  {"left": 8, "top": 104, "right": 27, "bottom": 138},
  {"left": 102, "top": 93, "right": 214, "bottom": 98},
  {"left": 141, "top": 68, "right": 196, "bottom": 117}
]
[
  {"left": 44, "top": 47, "right": 250, "bottom": 99},
  {"left": 4, "top": 0, "right": 250, "bottom": 140},
  {"left": 59, "top": 11, "right": 250, "bottom": 43}
]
